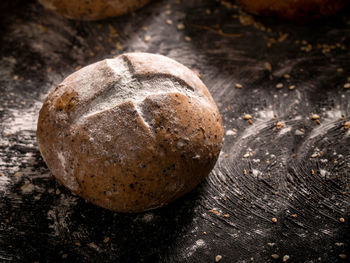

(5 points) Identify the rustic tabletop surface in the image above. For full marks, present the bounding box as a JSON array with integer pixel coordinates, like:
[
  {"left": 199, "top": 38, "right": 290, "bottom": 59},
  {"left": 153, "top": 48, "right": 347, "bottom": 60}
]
[{"left": 1, "top": 0, "right": 350, "bottom": 262}]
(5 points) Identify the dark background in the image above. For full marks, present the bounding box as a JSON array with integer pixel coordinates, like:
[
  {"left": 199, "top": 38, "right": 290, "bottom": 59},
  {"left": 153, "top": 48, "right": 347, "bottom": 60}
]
[{"left": 0, "top": 0, "right": 350, "bottom": 262}]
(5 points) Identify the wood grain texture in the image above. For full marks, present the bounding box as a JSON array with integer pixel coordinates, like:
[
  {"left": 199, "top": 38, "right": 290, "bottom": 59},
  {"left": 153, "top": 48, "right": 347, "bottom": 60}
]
[{"left": 0, "top": 0, "right": 349, "bottom": 262}]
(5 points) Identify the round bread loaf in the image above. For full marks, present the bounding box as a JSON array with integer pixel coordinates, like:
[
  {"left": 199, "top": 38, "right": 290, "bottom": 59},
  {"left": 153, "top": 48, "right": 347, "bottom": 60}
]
[
  {"left": 38, "top": 0, "right": 151, "bottom": 21},
  {"left": 37, "top": 53, "right": 224, "bottom": 212},
  {"left": 238, "top": 0, "right": 349, "bottom": 20}
]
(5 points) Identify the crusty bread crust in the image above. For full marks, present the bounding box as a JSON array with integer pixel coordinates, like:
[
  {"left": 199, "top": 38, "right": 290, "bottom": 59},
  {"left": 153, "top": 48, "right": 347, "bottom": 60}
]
[
  {"left": 37, "top": 53, "right": 224, "bottom": 212},
  {"left": 38, "top": 0, "right": 151, "bottom": 21}
]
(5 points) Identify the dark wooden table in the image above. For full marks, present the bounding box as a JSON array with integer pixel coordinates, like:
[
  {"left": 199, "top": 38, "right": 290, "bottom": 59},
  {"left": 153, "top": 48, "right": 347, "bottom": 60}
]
[{"left": 1, "top": 0, "right": 350, "bottom": 262}]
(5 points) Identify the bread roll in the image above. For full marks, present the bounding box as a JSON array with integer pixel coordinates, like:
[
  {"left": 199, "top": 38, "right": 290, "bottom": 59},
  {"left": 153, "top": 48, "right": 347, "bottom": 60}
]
[
  {"left": 37, "top": 53, "right": 224, "bottom": 213},
  {"left": 238, "top": 0, "right": 349, "bottom": 20},
  {"left": 38, "top": 0, "right": 151, "bottom": 20}
]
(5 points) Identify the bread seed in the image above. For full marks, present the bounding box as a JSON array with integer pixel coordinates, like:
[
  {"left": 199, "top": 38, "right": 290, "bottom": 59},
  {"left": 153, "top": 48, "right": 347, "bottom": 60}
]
[
  {"left": 271, "top": 254, "right": 279, "bottom": 259},
  {"left": 311, "top": 114, "right": 320, "bottom": 120},
  {"left": 235, "top": 83, "right": 243, "bottom": 88},
  {"left": 276, "top": 83, "right": 283, "bottom": 89},
  {"left": 243, "top": 114, "right": 252, "bottom": 120},
  {"left": 276, "top": 121, "right": 284, "bottom": 130},
  {"left": 144, "top": 35, "right": 151, "bottom": 43},
  {"left": 344, "top": 122, "right": 350, "bottom": 130},
  {"left": 177, "top": 24, "right": 185, "bottom": 30},
  {"left": 215, "top": 255, "right": 222, "bottom": 262}
]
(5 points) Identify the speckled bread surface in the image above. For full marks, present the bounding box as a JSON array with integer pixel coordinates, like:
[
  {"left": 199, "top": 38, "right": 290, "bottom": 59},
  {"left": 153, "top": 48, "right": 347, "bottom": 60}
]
[
  {"left": 38, "top": 0, "right": 151, "bottom": 21},
  {"left": 238, "top": 0, "right": 349, "bottom": 20},
  {"left": 36, "top": 52, "right": 224, "bottom": 213}
]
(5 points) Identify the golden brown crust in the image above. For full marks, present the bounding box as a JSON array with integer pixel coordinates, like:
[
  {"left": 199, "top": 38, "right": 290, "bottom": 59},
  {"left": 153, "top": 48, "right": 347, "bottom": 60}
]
[
  {"left": 38, "top": 0, "right": 151, "bottom": 21},
  {"left": 238, "top": 0, "right": 349, "bottom": 20},
  {"left": 37, "top": 53, "right": 224, "bottom": 212}
]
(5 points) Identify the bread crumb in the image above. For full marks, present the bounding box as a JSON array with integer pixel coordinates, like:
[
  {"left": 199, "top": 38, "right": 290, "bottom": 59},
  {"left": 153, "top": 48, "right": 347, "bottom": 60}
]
[
  {"left": 276, "top": 121, "right": 284, "bottom": 130},
  {"left": 223, "top": 214, "right": 230, "bottom": 218},
  {"left": 339, "top": 217, "right": 345, "bottom": 223},
  {"left": 177, "top": 24, "right": 185, "bottom": 30},
  {"left": 144, "top": 35, "right": 151, "bottom": 43},
  {"left": 283, "top": 255, "right": 290, "bottom": 262},
  {"left": 311, "top": 114, "right": 320, "bottom": 120},
  {"left": 276, "top": 83, "right": 283, "bottom": 89},
  {"left": 272, "top": 217, "right": 278, "bottom": 223},
  {"left": 265, "top": 62, "right": 272, "bottom": 71},
  {"left": 291, "top": 214, "right": 297, "bottom": 218},
  {"left": 215, "top": 255, "right": 222, "bottom": 262},
  {"left": 115, "top": 42, "right": 123, "bottom": 51},
  {"left": 243, "top": 114, "right": 252, "bottom": 120},
  {"left": 344, "top": 122, "right": 350, "bottom": 130}
]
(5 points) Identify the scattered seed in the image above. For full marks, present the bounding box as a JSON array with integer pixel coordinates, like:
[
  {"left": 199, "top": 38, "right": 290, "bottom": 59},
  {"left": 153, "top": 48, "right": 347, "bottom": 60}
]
[
  {"left": 283, "top": 255, "right": 290, "bottom": 262},
  {"left": 203, "top": 231, "right": 207, "bottom": 235},
  {"left": 144, "top": 35, "right": 151, "bottom": 43},
  {"left": 311, "top": 114, "right": 320, "bottom": 120},
  {"left": 165, "top": 9, "right": 171, "bottom": 15},
  {"left": 315, "top": 119, "right": 321, "bottom": 125},
  {"left": 265, "top": 62, "right": 272, "bottom": 71},
  {"left": 337, "top": 68, "right": 344, "bottom": 73},
  {"left": 103, "top": 237, "right": 110, "bottom": 243},
  {"left": 166, "top": 19, "right": 173, "bottom": 25},
  {"left": 276, "top": 121, "right": 284, "bottom": 130},
  {"left": 184, "top": 36, "right": 191, "bottom": 42},
  {"left": 223, "top": 214, "right": 230, "bottom": 218},
  {"left": 276, "top": 83, "right": 283, "bottom": 89},
  {"left": 235, "top": 83, "right": 243, "bottom": 89},
  {"left": 344, "top": 122, "right": 350, "bottom": 130},
  {"left": 248, "top": 119, "right": 253, "bottom": 125},
  {"left": 243, "top": 114, "right": 252, "bottom": 120},
  {"left": 88, "top": 243, "right": 98, "bottom": 249},
  {"left": 339, "top": 217, "right": 345, "bottom": 223},
  {"left": 62, "top": 254, "right": 68, "bottom": 259},
  {"left": 75, "top": 241, "right": 81, "bottom": 246},
  {"left": 115, "top": 42, "right": 123, "bottom": 51},
  {"left": 272, "top": 217, "right": 278, "bottom": 223},
  {"left": 311, "top": 169, "right": 315, "bottom": 175},
  {"left": 289, "top": 85, "right": 296, "bottom": 90},
  {"left": 311, "top": 153, "right": 319, "bottom": 158},
  {"left": 250, "top": 258, "right": 254, "bottom": 262},
  {"left": 141, "top": 26, "right": 148, "bottom": 32},
  {"left": 339, "top": 254, "right": 347, "bottom": 259},
  {"left": 177, "top": 24, "right": 185, "bottom": 30},
  {"left": 215, "top": 255, "right": 222, "bottom": 262},
  {"left": 271, "top": 254, "right": 279, "bottom": 259},
  {"left": 283, "top": 74, "right": 291, "bottom": 79},
  {"left": 344, "top": 83, "right": 350, "bottom": 89},
  {"left": 291, "top": 214, "right": 297, "bottom": 218},
  {"left": 243, "top": 169, "right": 247, "bottom": 175},
  {"left": 56, "top": 189, "right": 60, "bottom": 195}
]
